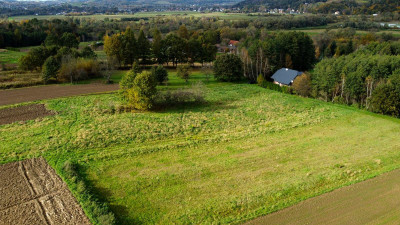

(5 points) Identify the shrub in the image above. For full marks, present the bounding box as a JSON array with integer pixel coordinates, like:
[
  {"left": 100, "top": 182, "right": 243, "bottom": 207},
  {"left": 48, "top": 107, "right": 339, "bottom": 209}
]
[
  {"left": 257, "top": 74, "right": 265, "bottom": 86},
  {"left": 131, "top": 62, "right": 142, "bottom": 74},
  {"left": 260, "top": 81, "right": 292, "bottom": 94},
  {"left": 151, "top": 65, "right": 168, "bottom": 84},
  {"left": 42, "top": 56, "right": 60, "bottom": 84},
  {"left": 292, "top": 73, "right": 312, "bottom": 97},
  {"left": 126, "top": 71, "right": 157, "bottom": 110},
  {"left": 119, "top": 69, "right": 138, "bottom": 101},
  {"left": 177, "top": 64, "right": 191, "bottom": 83},
  {"left": 57, "top": 58, "right": 100, "bottom": 83},
  {"left": 213, "top": 54, "right": 243, "bottom": 82}
]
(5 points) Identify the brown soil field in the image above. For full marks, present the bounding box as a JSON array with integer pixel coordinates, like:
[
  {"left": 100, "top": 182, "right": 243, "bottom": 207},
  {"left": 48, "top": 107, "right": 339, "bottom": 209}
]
[
  {"left": 0, "top": 83, "right": 118, "bottom": 106},
  {"left": 245, "top": 169, "right": 400, "bottom": 225},
  {"left": 0, "top": 158, "right": 90, "bottom": 225},
  {"left": 0, "top": 104, "right": 55, "bottom": 125}
]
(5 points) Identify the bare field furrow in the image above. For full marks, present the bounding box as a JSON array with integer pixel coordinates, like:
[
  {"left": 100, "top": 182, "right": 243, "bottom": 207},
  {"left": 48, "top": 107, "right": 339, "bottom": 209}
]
[{"left": 0, "top": 158, "right": 90, "bottom": 225}]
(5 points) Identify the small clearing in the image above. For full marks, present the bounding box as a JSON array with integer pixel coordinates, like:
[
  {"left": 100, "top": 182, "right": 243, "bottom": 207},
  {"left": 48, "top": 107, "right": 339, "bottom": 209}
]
[
  {"left": 0, "top": 157, "right": 90, "bottom": 225},
  {"left": 0, "top": 104, "right": 54, "bottom": 125}
]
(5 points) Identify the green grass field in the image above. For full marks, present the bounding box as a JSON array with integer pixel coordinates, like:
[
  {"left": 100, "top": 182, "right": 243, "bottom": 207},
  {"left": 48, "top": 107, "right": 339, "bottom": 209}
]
[
  {"left": 2, "top": 72, "right": 400, "bottom": 224},
  {"left": 0, "top": 49, "right": 26, "bottom": 64},
  {"left": 8, "top": 12, "right": 262, "bottom": 22},
  {"left": 291, "top": 28, "right": 400, "bottom": 37}
]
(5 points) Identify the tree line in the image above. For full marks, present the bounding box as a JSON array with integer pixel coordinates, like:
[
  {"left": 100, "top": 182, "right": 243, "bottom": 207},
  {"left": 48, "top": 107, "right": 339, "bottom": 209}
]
[
  {"left": 312, "top": 42, "right": 400, "bottom": 116},
  {"left": 103, "top": 25, "right": 218, "bottom": 67},
  {"left": 239, "top": 31, "right": 316, "bottom": 81}
]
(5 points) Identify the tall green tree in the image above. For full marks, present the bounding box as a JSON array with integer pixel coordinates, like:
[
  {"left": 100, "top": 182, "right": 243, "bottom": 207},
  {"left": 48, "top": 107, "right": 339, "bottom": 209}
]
[
  {"left": 122, "top": 27, "right": 137, "bottom": 66},
  {"left": 164, "top": 34, "right": 187, "bottom": 67},
  {"left": 60, "top": 33, "right": 79, "bottom": 48},
  {"left": 137, "top": 30, "right": 151, "bottom": 64},
  {"left": 152, "top": 28, "right": 164, "bottom": 64},
  {"left": 214, "top": 54, "right": 243, "bottom": 82},
  {"left": 178, "top": 25, "right": 189, "bottom": 40}
]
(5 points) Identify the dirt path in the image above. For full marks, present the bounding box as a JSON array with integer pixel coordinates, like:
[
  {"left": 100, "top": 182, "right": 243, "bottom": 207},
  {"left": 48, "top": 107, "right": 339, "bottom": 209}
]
[
  {"left": 0, "top": 83, "right": 119, "bottom": 106},
  {"left": 0, "top": 158, "right": 90, "bottom": 225},
  {"left": 0, "top": 104, "right": 55, "bottom": 125},
  {"left": 245, "top": 170, "right": 400, "bottom": 225}
]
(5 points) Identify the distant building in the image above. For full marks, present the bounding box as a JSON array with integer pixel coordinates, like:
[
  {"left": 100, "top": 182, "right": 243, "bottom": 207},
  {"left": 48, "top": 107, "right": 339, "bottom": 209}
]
[
  {"left": 271, "top": 68, "right": 303, "bottom": 86},
  {"left": 228, "top": 40, "right": 239, "bottom": 53}
]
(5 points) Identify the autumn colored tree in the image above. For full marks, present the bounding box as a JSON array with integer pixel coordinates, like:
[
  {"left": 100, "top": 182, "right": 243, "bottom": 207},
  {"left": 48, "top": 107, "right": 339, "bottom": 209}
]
[{"left": 292, "top": 73, "right": 312, "bottom": 97}]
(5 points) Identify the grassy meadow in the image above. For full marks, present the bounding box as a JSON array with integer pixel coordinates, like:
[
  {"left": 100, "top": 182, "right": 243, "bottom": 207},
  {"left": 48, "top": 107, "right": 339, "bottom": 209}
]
[
  {"left": 0, "top": 49, "right": 26, "bottom": 64},
  {"left": 8, "top": 12, "right": 262, "bottom": 22},
  {"left": 2, "top": 71, "right": 400, "bottom": 224}
]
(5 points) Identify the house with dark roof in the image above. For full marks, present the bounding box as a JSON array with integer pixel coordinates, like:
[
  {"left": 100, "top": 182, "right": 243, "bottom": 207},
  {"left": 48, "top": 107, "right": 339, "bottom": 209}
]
[{"left": 271, "top": 68, "right": 303, "bottom": 86}]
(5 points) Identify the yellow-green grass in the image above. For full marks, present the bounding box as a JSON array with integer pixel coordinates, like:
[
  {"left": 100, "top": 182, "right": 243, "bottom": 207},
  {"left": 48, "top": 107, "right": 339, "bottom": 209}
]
[
  {"left": 2, "top": 72, "right": 400, "bottom": 224},
  {"left": 0, "top": 49, "right": 26, "bottom": 64}
]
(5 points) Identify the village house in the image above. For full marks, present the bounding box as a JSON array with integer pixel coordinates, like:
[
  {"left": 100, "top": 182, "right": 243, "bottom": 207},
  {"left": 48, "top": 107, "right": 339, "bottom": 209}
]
[
  {"left": 228, "top": 40, "right": 239, "bottom": 53},
  {"left": 271, "top": 68, "right": 303, "bottom": 86},
  {"left": 216, "top": 40, "right": 240, "bottom": 53}
]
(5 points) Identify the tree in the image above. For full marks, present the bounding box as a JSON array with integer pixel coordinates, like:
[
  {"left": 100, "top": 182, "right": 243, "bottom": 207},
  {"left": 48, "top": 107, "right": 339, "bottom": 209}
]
[
  {"left": 80, "top": 46, "right": 97, "bottom": 59},
  {"left": 177, "top": 64, "right": 191, "bottom": 83},
  {"left": 104, "top": 33, "right": 123, "bottom": 66},
  {"left": 60, "top": 33, "right": 79, "bottom": 48},
  {"left": 213, "top": 54, "right": 243, "bottom": 82},
  {"left": 164, "top": 34, "right": 187, "bottom": 67},
  {"left": 45, "top": 33, "right": 59, "bottom": 46},
  {"left": 187, "top": 38, "right": 202, "bottom": 65},
  {"left": 102, "top": 57, "right": 117, "bottom": 84},
  {"left": 137, "top": 30, "right": 151, "bottom": 64},
  {"left": 201, "top": 43, "right": 217, "bottom": 64},
  {"left": 127, "top": 71, "right": 157, "bottom": 110},
  {"left": 19, "top": 46, "right": 50, "bottom": 71},
  {"left": 151, "top": 65, "right": 168, "bottom": 84},
  {"left": 14, "top": 29, "right": 22, "bottom": 46},
  {"left": 119, "top": 66, "right": 139, "bottom": 101},
  {"left": 42, "top": 56, "right": 60, "bottom": 84},
  {"left": 152, "top": 28, "right": 164, "bottom": 64},
  {"left": 292, "top": 73, "right": 312, "bottom": 97},
  {"left": 370, "top": 83, "right": 400, "bottom": 117},
  {"left": 122, "top": 27, "right": 137, "bottom": 66},
  {"left": 178, "top": 25, "right": 189, "bottom": 40}
]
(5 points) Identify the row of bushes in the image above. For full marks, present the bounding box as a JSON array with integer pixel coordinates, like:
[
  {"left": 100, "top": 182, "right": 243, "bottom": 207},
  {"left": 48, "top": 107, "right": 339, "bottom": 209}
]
[{"left": 61, "top": 160, "right": 116, "bottom": 225}]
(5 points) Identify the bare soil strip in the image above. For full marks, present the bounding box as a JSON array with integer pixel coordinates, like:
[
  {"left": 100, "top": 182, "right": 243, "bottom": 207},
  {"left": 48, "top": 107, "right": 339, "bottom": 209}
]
[
  {"left": 0, "top": 104, "right": 55, "bottom": 125},
  {"left": 245, "top": 169, "right": 400, "bottom": 225},
  {"left": 0, "top": 83, "right": 118, "bottom": 106},
  {"left": 0, "top": 158, "right": 90, "bottom": 225}
]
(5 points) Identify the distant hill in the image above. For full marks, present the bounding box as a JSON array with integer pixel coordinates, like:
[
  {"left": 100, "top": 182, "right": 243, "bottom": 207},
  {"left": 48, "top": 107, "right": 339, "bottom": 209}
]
[{"left": 19, "top": 0, "right": 242, "bottom": 6}]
